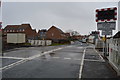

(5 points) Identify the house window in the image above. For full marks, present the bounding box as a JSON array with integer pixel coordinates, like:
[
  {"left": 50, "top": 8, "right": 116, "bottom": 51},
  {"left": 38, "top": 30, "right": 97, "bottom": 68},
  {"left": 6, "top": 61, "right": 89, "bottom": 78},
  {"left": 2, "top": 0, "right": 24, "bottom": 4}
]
[
  {"left": 13, "top": 30, "right": 14, "bottom": 32},
  {"left": 52, "top": 33, "right": 54, "bottom": 36},
  {"left": 23, "top": 29, "right": 25, "bottom": 31},
  {"left": 7, "top": 30, "right": 9, "bottom": 32}
]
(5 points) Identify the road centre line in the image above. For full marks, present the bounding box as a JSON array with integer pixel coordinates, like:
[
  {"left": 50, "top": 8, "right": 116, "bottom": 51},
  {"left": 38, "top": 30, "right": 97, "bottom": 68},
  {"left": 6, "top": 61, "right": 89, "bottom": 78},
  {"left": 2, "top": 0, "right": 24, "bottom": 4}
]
[
  {"left": 0, "top": 59, "right": 27, "bottom": 70},
  {"left": 79, "top": 48, "right": 86, "bottom": 79},
  {"left": 3, "top": 60, "right": 28, "bottom": 70},
  {"left": 28, "top": 47, "right": 64, "bottom": 60},
  {"left": 0, "top": 46, "right": 66, "bottom": 70},
  {"left": 0, "top": 56, "right": 26, "bottom": 60}
]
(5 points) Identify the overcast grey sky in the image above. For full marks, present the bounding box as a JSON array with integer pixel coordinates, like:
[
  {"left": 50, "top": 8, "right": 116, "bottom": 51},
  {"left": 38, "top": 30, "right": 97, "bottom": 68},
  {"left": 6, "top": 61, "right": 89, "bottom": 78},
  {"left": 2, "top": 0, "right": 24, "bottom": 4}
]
[{"left": 2, "top": 2, "right": 118, "bottom": 35}]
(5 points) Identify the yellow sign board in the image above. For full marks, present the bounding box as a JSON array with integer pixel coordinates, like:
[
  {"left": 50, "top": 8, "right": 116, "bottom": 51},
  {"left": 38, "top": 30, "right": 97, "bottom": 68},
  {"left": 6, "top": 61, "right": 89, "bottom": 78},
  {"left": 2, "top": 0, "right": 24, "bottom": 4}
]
[{"left": 102, "top": 37, "right": 106, "bottom": 41}]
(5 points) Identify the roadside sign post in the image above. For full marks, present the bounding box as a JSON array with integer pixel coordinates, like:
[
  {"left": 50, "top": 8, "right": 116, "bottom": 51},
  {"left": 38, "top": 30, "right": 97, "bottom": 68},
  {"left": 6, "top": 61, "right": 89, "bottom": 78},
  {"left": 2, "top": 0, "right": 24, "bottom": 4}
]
[
  {"left": 104, "top": 35, "right": 107, "bottom": 57},
  {"left": 96, "top": 7, "right": 117, "bottom": 57}
]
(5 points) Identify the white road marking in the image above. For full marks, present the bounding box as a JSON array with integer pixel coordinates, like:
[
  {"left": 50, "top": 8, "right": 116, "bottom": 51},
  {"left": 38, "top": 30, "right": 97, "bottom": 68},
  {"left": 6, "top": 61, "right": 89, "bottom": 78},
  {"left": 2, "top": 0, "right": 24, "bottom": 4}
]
[
  {"left": 0, "top": 47, "right": 66, "bottom": 70},
  {"left": 109, "top": 60, "right": 119, "bottom": 70},
  {"left": 52, "top": 57, "right": 60, "bottom": 59},
  {"left": 93, "top": 48, "right": 105, "bottom": 62},
  {"left": 98, "top": 54, "right": 104, "bottom": 60},
  {"left": 52, "top": 56, "right": 81, "bottom": 61},
  {"left": 64, "top": 57, "right": 71, "bottom": 60},
  {"left": 0, "top": 59, "right": 28, "bottom": 70},
  {"left": 0, "top": 56, "right": 26, "bottom": 60},
  {"left": 79, "top": 48, "right": 86, "bottom": 79},
  {"left": 84, "top": 59, "right": 105, "bottom": 62},
  {"left": 77, "top": 47, "right": 83, "bottom": 49},
  {"left": 74, "top": 59, "right": 81, "bottom": 61},
  {"left": 28, "top": 47, "right": 64, "bottom": 60}
]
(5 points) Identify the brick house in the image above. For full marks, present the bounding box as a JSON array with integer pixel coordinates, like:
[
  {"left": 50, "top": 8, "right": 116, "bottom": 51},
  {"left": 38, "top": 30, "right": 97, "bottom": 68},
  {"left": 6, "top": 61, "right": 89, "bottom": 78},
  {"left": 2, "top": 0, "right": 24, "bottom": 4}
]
[
  {"left": 3, "top": 24, "right": 38, "bottom": 43},
  {"left": 72, "top": 35, "right": 83, "bottom": 40},
  {"left": 64, "top": 33, "right": 70, "bottom": 38},
  {"left": 38, "top": 29, "right": 47, "bottom": 40},
  {"left": 32, "top": 29, "right": 38, "bottom": 40},
  {"left": 46, "top": 26, "right": 69, "bottom": 43}
]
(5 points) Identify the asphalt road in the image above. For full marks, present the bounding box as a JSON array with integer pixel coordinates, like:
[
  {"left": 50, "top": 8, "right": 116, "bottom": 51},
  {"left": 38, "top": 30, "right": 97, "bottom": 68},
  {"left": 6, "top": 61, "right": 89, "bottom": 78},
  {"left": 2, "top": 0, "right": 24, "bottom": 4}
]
[{"left": 0, "top": 42, "right": 118, "bottom": 79}]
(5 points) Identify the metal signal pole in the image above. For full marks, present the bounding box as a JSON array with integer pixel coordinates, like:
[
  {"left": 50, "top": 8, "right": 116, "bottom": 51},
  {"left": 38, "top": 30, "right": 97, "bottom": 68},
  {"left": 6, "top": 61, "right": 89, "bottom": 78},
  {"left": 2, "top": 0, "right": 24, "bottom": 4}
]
[{"left": 104, "top": 35, "right": 107, "bottom": 57}]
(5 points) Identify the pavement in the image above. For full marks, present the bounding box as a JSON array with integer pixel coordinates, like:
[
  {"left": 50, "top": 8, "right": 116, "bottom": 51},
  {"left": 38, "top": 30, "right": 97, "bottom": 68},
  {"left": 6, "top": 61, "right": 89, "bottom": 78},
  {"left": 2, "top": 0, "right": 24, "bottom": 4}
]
[
  {"left": 0, "top": 42, "right": 119, "bottom": 79},
  {"left": 82, "top": 47, "right": 117, "bottom": 79}
]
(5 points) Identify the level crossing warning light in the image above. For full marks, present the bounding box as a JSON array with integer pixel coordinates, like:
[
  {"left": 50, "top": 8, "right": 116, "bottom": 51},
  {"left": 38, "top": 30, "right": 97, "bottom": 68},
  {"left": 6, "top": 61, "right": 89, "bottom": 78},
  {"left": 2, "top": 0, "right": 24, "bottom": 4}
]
[{"left": 96, "top": 7, "right": 117, "bottom": 22}]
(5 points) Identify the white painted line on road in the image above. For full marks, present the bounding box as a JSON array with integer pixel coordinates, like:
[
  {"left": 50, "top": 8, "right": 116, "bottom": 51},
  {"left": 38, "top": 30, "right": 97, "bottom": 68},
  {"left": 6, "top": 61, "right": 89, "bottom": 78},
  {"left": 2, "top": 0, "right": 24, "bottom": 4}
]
[
  {"left": 77, "top": 47, "right": 83, "bottom": 49},
  {"left": 98, "top": 54, "right": 104, "bottom": 60},
  {"left": 52, "top": 57, "right": 81, "bottom": 61},
  {"left": 52, "top": 57, "right": 60, "bottom": 59},
  {"left": 0, "top": 59, "right": 28, "bottom": 70},
  {"left": 28, "top": 47, "right": 65, "bottom": 60},
  {"left": 0, "top": 46, "right": 66, "bottom": 70},
  {"left": 79, "top": 48, "right": 86, "bottom": 79},
  {"left": 74, "top": 59, "right": 81, "bottom": 61},
  {"left": 93, "top": 48, "right": 105, "bottom": 62},
  {"left": 84, "top": 59, "right": 105, "bottom": 62},
  {"left": 109, "top": 60, "right": 119, "bottom": 70},
  {"left": 64, "top": 57, "right": 71, "bottom": 60},
  {"left": 0, "top": 56, "right": 26, "bottom": 60}
]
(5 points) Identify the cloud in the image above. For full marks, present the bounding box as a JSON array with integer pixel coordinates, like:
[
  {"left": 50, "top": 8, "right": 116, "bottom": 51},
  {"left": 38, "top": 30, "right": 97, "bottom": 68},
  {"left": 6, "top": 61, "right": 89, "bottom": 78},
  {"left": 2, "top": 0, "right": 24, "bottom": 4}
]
[
  {"left": 3, "top": 0, "right": 120, "bottom": 2},
  {"left": 2, "top": 2, "right": 118, "bottom": 35}
]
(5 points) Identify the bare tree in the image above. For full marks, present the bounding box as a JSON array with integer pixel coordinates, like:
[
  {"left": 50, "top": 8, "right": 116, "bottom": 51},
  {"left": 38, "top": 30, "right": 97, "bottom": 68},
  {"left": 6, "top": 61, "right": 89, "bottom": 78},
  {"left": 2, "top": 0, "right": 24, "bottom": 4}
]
[{"left": 66, "top": 29, "right": 79, "bottom": 36}]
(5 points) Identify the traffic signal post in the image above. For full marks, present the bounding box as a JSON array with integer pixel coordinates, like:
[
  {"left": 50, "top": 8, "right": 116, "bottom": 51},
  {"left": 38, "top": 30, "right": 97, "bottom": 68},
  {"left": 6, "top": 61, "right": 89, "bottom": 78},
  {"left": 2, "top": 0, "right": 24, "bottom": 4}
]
[{"left": 96, "top": 7, "right": 117, "bottom": 58}]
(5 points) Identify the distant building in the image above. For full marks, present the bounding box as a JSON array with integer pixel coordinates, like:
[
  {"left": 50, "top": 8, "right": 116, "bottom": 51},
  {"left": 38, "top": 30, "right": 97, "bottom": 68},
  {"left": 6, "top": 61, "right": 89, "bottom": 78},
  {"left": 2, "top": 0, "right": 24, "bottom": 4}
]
[
  {"left": 64, "top": 33, "right": 70, "bottom": 38},
  {"left": 46, "top": 26, "right": 69, "bottom": 43},
  {"left": 38, "top": 29, "right": 47, "bottom": 40},
  {"left": 88, "top": 31, "right": 100, "bottom": 44},
  {"left": 3, "top": 24, "right": 38, "bottom": 43},
  {"left": 32, "top": 29, "right": 38, "bottom": 40},
  {"left": 72, "top": 35, "right": 83, "bottom": 40}
]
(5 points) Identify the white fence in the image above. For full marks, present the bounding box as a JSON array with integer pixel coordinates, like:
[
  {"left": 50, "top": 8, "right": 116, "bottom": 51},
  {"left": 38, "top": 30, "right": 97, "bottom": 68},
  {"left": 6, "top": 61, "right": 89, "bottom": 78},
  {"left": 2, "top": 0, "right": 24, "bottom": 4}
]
[
  {"left": 109, "top": 38, "right": 120, "bottom": 76},
  {"left": 28, "top": 40, "right": 52, "bottom": 46},
  {"left": 95, "top": 38, "right": 120, "bottom": 76}
]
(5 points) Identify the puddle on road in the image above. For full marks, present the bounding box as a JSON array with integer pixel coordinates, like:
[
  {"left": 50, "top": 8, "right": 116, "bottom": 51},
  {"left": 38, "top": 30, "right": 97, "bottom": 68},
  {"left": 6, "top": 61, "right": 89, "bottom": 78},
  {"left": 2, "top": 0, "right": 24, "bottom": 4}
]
[
  {"left": 49, "top": 53, "right": 55, "bottom": 56},
  {"left": 40, "top": 52, "right": 56, "bottom": 60}
]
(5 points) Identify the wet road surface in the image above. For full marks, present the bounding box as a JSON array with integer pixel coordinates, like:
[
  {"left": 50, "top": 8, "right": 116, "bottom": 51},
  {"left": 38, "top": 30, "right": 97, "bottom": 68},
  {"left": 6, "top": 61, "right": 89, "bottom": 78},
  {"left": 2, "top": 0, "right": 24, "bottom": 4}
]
[
  {"left": 2, "top": 45, "right": 85, "bottom": 78},
  {"left": 0, "top": 42, "right": 118, "bottom": 79}
]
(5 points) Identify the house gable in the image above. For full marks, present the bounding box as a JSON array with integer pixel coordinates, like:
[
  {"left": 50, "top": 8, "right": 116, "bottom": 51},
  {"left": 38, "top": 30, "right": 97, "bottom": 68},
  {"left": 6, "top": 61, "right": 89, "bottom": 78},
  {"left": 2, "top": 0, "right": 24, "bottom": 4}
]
[{"left": 46, "top": 26, "right": 66, "bottom": 40}]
